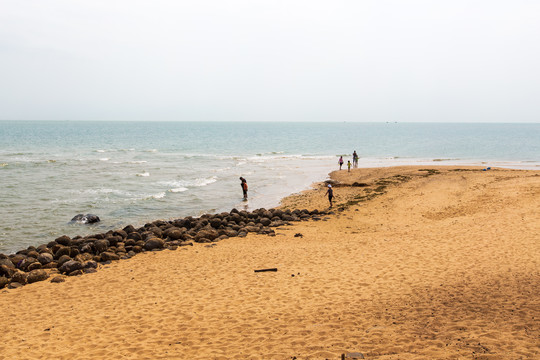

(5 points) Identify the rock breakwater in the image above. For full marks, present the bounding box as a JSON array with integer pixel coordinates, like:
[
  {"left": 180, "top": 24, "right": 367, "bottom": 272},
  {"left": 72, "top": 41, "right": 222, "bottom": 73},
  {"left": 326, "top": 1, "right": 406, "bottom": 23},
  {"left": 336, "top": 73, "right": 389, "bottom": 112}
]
[{"left": 0, "top": 207, "right": 326, "bottom": 289}]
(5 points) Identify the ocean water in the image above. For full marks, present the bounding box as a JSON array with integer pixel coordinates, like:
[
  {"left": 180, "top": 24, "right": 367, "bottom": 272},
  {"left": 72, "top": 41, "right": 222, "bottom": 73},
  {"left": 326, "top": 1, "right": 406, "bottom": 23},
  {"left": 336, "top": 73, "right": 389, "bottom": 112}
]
[{"left": 1, "top": 121, "right": 539, "bottom": 254}]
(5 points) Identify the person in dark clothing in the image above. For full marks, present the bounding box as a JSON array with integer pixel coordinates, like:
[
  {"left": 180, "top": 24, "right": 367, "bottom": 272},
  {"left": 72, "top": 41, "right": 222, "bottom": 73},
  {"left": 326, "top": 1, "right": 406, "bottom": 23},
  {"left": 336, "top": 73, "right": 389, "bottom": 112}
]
[
  {"left": 239, "top": 177, "right": 248, "bottom": 200},
  {"left": 325, "top": 184, "right": 333, "bottom": 208}
]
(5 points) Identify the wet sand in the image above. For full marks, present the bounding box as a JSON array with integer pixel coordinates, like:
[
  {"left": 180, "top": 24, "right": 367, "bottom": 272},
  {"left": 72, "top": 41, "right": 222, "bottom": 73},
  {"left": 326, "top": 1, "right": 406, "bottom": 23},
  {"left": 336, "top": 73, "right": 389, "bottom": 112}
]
[{"left": 1, "top": 166, "right": 539, "bottom": 359}]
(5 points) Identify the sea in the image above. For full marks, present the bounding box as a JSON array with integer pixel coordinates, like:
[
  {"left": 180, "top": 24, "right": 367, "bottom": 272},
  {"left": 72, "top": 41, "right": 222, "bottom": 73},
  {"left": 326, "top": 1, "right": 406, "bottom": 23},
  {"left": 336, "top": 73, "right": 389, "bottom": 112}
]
[{"left": 1, "top": 121, "right": 539, "bottom": 254}]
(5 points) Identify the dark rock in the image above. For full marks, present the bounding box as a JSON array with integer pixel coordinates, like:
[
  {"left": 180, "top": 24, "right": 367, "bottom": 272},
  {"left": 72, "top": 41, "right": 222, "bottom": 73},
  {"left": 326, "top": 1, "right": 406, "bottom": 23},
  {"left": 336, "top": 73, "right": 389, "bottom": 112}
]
[
  {"left": 57, "top": 255, "right": 72, "bottom": 267},
  {"left": 11, "top": 271, "right": 28, "bottom": 285},
  {"left": 144, "top": 238, "right": 164, "bottom": 251},
  {"left": 195, "top": 237, "right": 211, "bottom": 243},
  {"left": 50, "top": 276, "right": 65, "bottom": 283},
  {"left": 113, "top": 229, "right": 127, "bottom": 239},
  {"left": 83, "top": 268, "right": 97, "bottom": 274},
  {"left": 27, "top": 269, "right": 49, "bottom": 284},
  {"left": 210, "top": 219, "right": 222, "bottom": 229},
  {"left": 294, "top": 233, "right": 303, "bottom": 237},
  {"left": 27, "top": 262, "right": 42, "bottom": 271},
  {"left": 70, "top": 214, "right": 100, "bottom": 224},
  {"left": 165, "top": 229, "right": 184, "bottom": 241},
  {"left": 80, "top": 243, "right": 93, "bottom": 253},
  {"left": 68, "top": 269, "right": 83, "bottom": 276},
  {"left": 19, "top": 257, "right": 38, "bottom": 271},
  {"left": 127, "top": 251, "right": 136, "bottom": 257},
  {"left": 260, "top": 218, "right": 272, "bottom": 226},
  {"left": 27, "top": 250, "right": 39, "bottom": 259},
  {"left": 59, "top": 260, "right": 84, "bottom": 274},
  {"left": 7, "top": 282, "right": 23, "bottom": 289},
  {"left": 9, "top": 254, "right": 26, "bottom": 268},
  {"left": 238, "top": 231, "right": 247, "bottom": 238},
  {"left": 55, "top": 235, "right": 71, "bottom": 246},
  {"left": 222, "top": 229, "right": 238, "bottom": 237},
  {"left": 84, "top": 260, "right": 98, "bottom": 269},
  {"left": 106, "top": 236, "right": 122, "bottom": 247},
  {"left": 126, "top": 232, "right": 141, "bottom": 241},
  {"left": 0, "top": 265, "right": 15, "bottom": 278},
  {"left": 123, "top": 225, "right": 136, "bottom": 234},
  {"left": 0, "top": 257, "right": 15, "bottom": 269},
  {"left": 195, "top": 229, "right": 219, "bottom": 242},
  {"left": 37, "top": 253, "right": 54, "bottom": 265},
  {"left": 132, "top": 246, "right": 143, "bottom": 253},
  {"left": 54, "top": 246, "right": 71, "bottom": 260},
  {"left": 0, "top": 276, "right": 8, "bottom": 289},
  {"left": 94, "top": 239, "right": 109, "bottom": 254},
  {"left": 99, "top": 252, "right": 120, "bottom": 262},
  {"left": 42, "top": 262, "right": 58, "bottom": 269}
]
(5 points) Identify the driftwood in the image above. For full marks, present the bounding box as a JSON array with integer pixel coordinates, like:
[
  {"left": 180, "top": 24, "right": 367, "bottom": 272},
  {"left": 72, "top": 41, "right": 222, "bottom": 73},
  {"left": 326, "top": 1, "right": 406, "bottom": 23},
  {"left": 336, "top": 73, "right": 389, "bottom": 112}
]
[{"left": 254, "top": 268, "right": 278, "bottom": 273}]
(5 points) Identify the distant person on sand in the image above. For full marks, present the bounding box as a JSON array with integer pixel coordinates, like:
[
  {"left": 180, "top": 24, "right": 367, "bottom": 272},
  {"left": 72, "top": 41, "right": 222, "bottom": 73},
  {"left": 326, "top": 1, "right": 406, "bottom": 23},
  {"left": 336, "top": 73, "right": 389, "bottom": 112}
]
[
  {"left": 353, "top": 151, "right": 358, "bottom": 168},
  {"left": 325, "top": 184, "right": 333, "bottom": 208},
  {"left": 338, "top": 156, "right": 344, "bottom": 170},
  {"left": 239, "top": 177, "right": 248, "bottom": 200},
  {"left": 347, "top": 160, "right": 351, "bottom": 172}
]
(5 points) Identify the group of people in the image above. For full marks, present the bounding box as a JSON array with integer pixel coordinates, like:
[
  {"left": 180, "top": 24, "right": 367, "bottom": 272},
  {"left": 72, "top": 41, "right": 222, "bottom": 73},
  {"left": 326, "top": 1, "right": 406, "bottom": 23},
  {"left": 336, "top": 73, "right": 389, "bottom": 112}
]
[
  {"left": 338, "top": 150, "right": 359, "bottom": 172},
  {"left": 239, "top": 150, "right": 358, "bottom": 209}
]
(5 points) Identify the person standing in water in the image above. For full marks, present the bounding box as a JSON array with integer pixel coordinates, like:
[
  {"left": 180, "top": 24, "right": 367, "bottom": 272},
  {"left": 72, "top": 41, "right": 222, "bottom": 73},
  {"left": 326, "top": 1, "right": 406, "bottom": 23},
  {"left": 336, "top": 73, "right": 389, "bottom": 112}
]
[
  {"left": 352, "top": 151, "right": 358, "bottom": 168},
  {"left": 239, "top": 177, "right": 248, "bottom": 200},
  {"left": 338, "top": 156, "right": 344, "bottom": 170},
  {"left": 347, "top": 160, "right": 352, "bottom": 172},
  {"left": 325, "top": 184, "right": 334, "bottom": 208}
]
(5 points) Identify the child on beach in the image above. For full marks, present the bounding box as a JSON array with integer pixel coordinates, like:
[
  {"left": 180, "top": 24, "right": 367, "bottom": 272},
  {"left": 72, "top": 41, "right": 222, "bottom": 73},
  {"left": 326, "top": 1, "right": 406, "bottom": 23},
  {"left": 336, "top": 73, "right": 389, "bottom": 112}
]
[
  {"left": 347, "top": 160, "right": 351, "bottom": 172},
  {"left": 338, "top": 156, "right": 344, "bottom": 170},
  {"left": 239, "top": 177, "right": 248, "bottom": 200},
  {"left": 325, "top": 184, "right": 333, "bottom": 208}
]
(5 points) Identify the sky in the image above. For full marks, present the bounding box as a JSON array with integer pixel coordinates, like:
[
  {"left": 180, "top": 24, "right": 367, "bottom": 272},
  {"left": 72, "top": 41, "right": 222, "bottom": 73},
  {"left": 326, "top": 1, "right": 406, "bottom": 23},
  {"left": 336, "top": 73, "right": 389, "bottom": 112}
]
[{"left": 0, "top": 1, "right": 539, "bottom": 122}]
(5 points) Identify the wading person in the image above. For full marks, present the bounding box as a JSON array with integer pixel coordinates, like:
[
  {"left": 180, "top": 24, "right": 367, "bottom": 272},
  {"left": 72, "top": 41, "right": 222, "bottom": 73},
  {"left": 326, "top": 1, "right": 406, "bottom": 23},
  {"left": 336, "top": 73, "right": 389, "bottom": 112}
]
[
  {"left": 239, "top": 177, "right": 248, "bottom": 200},
  {"left": 338, "top": 156, "right": 344, "bottom": 170}
]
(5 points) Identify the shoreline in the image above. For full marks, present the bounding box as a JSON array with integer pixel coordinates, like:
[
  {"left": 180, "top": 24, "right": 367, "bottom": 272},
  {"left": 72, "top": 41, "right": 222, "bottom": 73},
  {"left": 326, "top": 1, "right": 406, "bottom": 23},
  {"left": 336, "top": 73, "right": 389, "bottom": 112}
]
[{"left": 1, "top": 165, "right": 539, "bottom": 359}]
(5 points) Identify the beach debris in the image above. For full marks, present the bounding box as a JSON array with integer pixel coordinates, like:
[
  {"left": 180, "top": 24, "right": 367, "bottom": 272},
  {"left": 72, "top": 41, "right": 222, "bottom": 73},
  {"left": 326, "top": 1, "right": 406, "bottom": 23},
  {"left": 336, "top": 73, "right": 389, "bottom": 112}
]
[
  {"left": 70, "top": 213, "right": 101, "bottom": 224},
  {"left": 294, "top": 233, "right": 303, "bottom": 238},
  {"left": 254, "top": 268, "right": 278, "bottom": 273}
]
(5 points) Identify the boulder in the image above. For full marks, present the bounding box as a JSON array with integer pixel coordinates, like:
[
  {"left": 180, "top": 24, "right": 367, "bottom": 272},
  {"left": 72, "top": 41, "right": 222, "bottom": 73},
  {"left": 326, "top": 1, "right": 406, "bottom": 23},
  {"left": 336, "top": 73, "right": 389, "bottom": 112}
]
[
  {"left": 54, "top": 246, "right": 71, "bottom": 260},
  {"left": 68, "top": 269, "right": 83, "bottom": 276},
  {"left": 11, "top": 271, "right": 28, "bottom": 285},
  {"left": 37, "top": 253, "right": 54, "bottom": 265},
  {"left": 0, "top": 265, "right": 15, "bottom": 278},
  {"left": 99, "top": 252, "right": 120, "bottom": 262},
  {"left": 55, "top": 235, "right": 71, "bottom": 246},
  {"left": 70, "top": 214, "right": 100, "bottom": 224},
  {"left": 195, "top": 229, "right": 219, "bottom": 242},
  {"left": 27, "top": 262, "right": 42, "bottom": 271},
  {"left": 144, "top": 238, "right": 165, "bottom": 251},
  {"left": 0, "top": 257, "right": 15, "bottom": 269},
  {"left": 57, "top": 255, "right": 72, "bottom": 267},
  {"left": 0, "top": 276, "right": 8, "bottom": 289},
  {"left": 260, "top": 218, "right": 272, "bottom": 226},
  {"left": 27, "top": 269, "right": 49, "bottom": 284},
  {"left": 94, "top": 239, "right": 109, "bottom": 254},
  {"left": 59, "top": 260, "right": 84, "bottom": 274}
]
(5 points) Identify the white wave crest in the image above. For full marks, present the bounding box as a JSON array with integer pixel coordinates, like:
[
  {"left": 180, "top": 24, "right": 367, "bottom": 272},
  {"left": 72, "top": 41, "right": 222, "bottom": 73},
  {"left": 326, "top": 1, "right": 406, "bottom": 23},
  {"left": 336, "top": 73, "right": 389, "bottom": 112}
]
[
  {"left": 169, "top": 187, "right": 188, "bottom": 193},
  {"left": 100, "top": 158, "right": 110, "bottom": 161},
  {"left": 136, "top": 171, "right": 150, "bottom": 177}
]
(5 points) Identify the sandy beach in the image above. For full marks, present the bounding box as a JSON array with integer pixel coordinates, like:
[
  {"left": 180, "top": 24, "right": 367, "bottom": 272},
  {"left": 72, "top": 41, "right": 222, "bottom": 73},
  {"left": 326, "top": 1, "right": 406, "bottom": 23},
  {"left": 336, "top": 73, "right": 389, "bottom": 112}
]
[{"left": 1, "top": 166, "right": 538, "bottom": 359}]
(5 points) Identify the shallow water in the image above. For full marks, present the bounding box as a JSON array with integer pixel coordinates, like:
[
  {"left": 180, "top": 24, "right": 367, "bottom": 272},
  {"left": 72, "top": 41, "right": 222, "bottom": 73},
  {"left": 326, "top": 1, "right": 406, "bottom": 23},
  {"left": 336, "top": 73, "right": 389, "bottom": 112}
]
[{"left": 1, "top": 121, "right": 538, "bottom": 253}]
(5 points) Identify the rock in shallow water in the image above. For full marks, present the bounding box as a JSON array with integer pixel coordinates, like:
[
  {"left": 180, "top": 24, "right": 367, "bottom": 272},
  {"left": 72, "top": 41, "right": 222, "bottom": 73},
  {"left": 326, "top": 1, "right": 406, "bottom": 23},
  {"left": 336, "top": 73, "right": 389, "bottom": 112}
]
[{"left": 70, "top": 214, "right": 100, "bottom": 224}]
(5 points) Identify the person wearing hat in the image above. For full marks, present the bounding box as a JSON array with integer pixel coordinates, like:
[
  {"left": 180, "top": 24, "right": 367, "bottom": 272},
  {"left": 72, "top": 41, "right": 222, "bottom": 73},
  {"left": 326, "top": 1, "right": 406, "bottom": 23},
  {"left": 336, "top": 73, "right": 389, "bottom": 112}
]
[{"left": 325, "top": 184, "right": 333, "bottom": 208}]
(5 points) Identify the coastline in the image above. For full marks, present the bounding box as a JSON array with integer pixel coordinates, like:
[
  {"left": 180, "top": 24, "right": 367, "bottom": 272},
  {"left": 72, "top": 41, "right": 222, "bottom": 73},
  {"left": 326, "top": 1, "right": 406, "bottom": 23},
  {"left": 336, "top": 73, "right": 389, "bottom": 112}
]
[{"left": 1, "top": 165, "right": 539, "bottom": 359}]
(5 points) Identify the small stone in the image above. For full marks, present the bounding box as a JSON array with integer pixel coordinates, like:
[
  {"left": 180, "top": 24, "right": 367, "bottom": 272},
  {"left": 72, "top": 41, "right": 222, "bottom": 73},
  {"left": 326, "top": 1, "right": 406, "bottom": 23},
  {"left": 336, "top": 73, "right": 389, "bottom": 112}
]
[
  {"left": 7, "top": 282, "right": 23, "bottom": 289},
  {"left": 50, "top": 276, "right": 65, "bottom": 283},
  {"left": 68, "top": 269, "right": 83, "bottom": 276}
]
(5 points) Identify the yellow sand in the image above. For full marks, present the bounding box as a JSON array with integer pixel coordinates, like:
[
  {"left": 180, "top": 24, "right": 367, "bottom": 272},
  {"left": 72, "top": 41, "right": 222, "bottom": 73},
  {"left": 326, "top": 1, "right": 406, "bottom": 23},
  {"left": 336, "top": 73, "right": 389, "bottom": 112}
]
[{"left": 1, "top": 166, "right": 539, "bottom": 359}]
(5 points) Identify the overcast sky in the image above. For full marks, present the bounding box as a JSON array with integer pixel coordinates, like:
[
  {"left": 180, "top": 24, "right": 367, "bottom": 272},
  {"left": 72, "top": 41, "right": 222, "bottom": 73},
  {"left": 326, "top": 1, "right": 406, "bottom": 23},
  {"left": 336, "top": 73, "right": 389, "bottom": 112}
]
[{"left": 0, "top": 1, "right": 539, "bottom": 122}]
